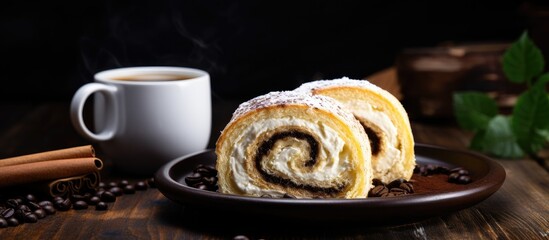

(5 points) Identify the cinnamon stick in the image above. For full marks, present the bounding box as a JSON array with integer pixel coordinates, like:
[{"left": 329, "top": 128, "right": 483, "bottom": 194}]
[
  {"left": 0, "top": 157, "right": 103, "bottom": 188},
  {"left": 0, "top": 145, "right": 95, "bottom": 167}
]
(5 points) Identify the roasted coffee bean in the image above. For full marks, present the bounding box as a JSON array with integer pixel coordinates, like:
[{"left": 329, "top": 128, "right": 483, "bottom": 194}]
[
  {"left": 184, "top": 176, "right": 204, "bottom": 186},
  {"left": 195, "top": 184, "right": 208, "bottom": 190},
  {"left": 55, "top": 198, "right": 72, "bottom": 211},
  {"left": 100, "top": 191, "right": 116, "bottom": 202},
  {"left": 448, "top": 172, "right": 461, "bottom": 183},
  {"left": 436, "top": 166, "right": 450, "bottom": 174},
  {"left": 123, "top": 185, "right": 136, "bottom": 194},
  {"left": 38, "top": 200, "right": 53, "bottom": 208},
  {"left": 6, "top": 199, "right": 19, "bottom": 208},
  {"left": 53, "top": 196, "right": 64, "bottom": 203},
  {"left": 135, "top": 181, "right": 148, "bottom": 190},
  {"left": 25, "top": 194, "right": 37, "bottom": 203},
  {"left": 190, "top": 172, "right": 202, "bottom": 178},
  {"left": 95, "top": 190, "right": 105, "bottom": 198},
  {"left": 386, "top": 192, "right": 402, "bottom": 197},
  {"left": 88, "top": 196, "right": 101, "bottom": 205},
  {"left": 7, "top": 217, "right": 19, "bottom": 226},
  {"left": 372, "top": 178, "right": 384, "bottom": 186},
  {"left": 118, "top": 180, "right": 129, "bottom": 187},
  {"left": 399, "top": 182, "right": 414, "bottom": 193},
  {"left": 28, "top": 202, "right": 41, "bottom": 211},
  {"left": 96, "top": 202, "right": 108, "bottom": 211},
  {"left": 196, "top": 164, "right": 217, "bottom": 173},
  {"left": 108, "top": 181, "right": 118, "bottom": 188},
  {"left": 109, "top": 187, "right": 123, "bottom": 196},
  {"left": 195, "top": 167, "right": 216, "bottom": 177},
  {"left": 23, "top": 212, "right": 37, "bottom": 223},
  {"left": 457, "top": 175, "right": 472, "bottom": 184},
  {"left": 71, "top": 194, "right": 88, "bottom": 202},
  {"left": 17, "top": 204, "right": 31, "bottom": 213},
  {"left": 390, "top": 187, "right": 406, "bottom": 193},
  {"left": 426, "top": 164, "right": 437, "bottom": 174},
  {"left": 1, "top": 208, "right": 15, "bottom": 219},
  {"left": 15, "top": 209, "right": 26, "bottom": 220},
  {"left": 34, "top": 209, "right": 46, "bottom": 219},
  {"left": 203, "top": 176, "right": 217, "bottom": 185},
  {"left": 387, "top": 179, "right": 406, "bottom": 189},
  {"left": 73, "top": 201, "right": 88, "bottom": 210},
  {"left": 233, "top": 235, "right": 250, "bottom": 240},
  {"left": 368, "top": 185, "right": 389, "bottom": 197},
  {"left": 0, "top": 218, "right": 7, "bottom": 228},
  {"left": 98, "top": 182, "right": 106, "bottom": 188},
  {"left": 42, "top": 205, "right": 56, "bottom": 215}
]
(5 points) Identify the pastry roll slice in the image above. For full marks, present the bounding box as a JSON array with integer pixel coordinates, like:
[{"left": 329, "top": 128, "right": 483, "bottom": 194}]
[
  {"left": 295, "top": 77, "right": 416, "bottom": 183},
  {"left": 215, "top": 91, "right": 372, "bottom": 199}
]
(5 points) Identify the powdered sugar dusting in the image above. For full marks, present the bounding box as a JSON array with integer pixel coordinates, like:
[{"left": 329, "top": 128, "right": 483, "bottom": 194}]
[
  {"left": 294, "top": 77, "right": 381, "bottom": 94},
  {"left": 229, "top": 90, "right": 363, "bottom": 134}
]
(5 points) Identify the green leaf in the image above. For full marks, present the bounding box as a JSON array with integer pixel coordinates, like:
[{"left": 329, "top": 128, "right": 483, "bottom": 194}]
[
  {"left": 453, "top": 92, "right": 498, "bottom": 131},
  {"left": 537, "top": 129, "right": 549, "bottom": 141},
  {"left": 484, "top": 115, "right": 524, "bottom": 158},
  {"left": 511, "top": 87, "right": 549, "bottom": 153},
  {"left": 533, "top": 72, "right": 549, "bottom": 90},
  {"left": 502, "top": 31, "right": 545, "bottom": 84}
]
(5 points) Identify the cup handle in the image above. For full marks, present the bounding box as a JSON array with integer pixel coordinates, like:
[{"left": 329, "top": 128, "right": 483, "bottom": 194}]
[{"left": 70, "top": 83, "right": 118, "bottom": 141}]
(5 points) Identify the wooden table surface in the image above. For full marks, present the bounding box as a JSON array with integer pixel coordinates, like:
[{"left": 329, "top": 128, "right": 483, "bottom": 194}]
[{"left": 0, "top": 81, "right": 548, "bottom": 239}]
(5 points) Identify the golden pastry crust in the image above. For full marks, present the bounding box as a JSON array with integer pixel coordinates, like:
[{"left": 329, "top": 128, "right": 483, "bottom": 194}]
[
  {"left": 215, "top": 91, "right": 372, "bottom": 198},
  {"left": 295, "top": 77, "right": 416, "bottom": 183}
]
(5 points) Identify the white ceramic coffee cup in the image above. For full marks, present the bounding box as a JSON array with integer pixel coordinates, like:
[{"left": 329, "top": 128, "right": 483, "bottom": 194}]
[{"left": 70, "top": 66, "right": 211, "bottom": 175}]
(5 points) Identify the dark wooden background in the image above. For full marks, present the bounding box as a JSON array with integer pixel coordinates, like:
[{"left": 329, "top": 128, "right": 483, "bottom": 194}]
[{"left": 0, "top": 0, "right": 537, "bottom": 104}]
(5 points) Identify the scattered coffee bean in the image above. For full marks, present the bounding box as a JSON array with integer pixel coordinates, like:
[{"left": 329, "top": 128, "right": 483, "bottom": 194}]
[
  {"left": 0, "top": 177, "right": 155, "bottom": 228},
  {"left": 123, "top": 185, "right": 136, "bottom": 194},
  {"left": 6, "top": 199, "right": 19, "bottom": 208},
  {"left": 372, "top": 178, "right": 384, "bottom": 186},
  {"left": 100, "top": 191, "right": 116, "bottom": 203},
  {"left": 368, "top": 179, "right": 414, "bottom": 197},
  {"left": 38, "top": 200, "right": 52, "bottom": 208},
  {"left": 233, "top": 235, "right": 250, "bottom": 240},
  {"left": 23, "top": 213, "right": 38, "bottom": 223},
  {"left": 34, "top": 209, "right": 46, "bottom": 219},
  {"left": 28, "top": 202, "right": 41, "bottom": 211},
  {"left": 108, "top": 181, "right": 118, "bottom": 188},
  {"left": 0, "top": 218, "right": 8, "bottom": 228},
  {"left": 73, "top": 201, "right": 88, "bottom": 210},
  {"left": 7, "top": 217, "right": 19, "bottom": 226},
  {"left": 1, "top": 208, "right": 15, "bottom": 219},
  {"left": 415, "top": 164, "right": 473, "bottom": 185},
  {"left": 17, "top": 204, "right": 31, "bottom": 212},
  {"left": 43, "top": 205, "right": 56, "bottom": 215},
  {"left": 55, "top": 198, "right": 72, "bottom": 211},
  {"left": 135, "top": 181, "right": 148, "bottom": 190},
  {"left": 88, "top": 196, "right": 101, "bottom": 205},
  {"left": 25, "top": 194, "right": 37, "bottom": 203},
  {"left": 118, "top": 180, "right": 129, "bottom": 187},
  {"left": 95, "top": 202, "right": 108, "bottom": 211},
  {"left": 109, "top": 187, "right": 123, "bottom": 196},
  {"left": 185, "top": 164, "right": 218, "bottom": 191},
  {"left": 368, "top": 185, "right": 389, "bottom": 197}
]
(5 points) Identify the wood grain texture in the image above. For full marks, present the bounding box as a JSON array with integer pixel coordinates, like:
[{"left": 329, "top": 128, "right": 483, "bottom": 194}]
[{"left": 0, "top": 99, "right": 547, "bottom": 239}]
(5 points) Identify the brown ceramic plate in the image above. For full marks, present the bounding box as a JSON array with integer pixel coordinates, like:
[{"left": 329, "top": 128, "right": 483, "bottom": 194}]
[{"left": 155, "top": 143, "right": 505, "bottom": 225}]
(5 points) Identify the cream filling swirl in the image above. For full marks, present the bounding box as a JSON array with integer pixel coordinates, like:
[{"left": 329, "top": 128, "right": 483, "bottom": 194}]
[
  {"left": 348, "top": 100, "right": 402, "bottom": 177},
  {"left": 229, "top": 117, "right": 348, "bottom": 196}
]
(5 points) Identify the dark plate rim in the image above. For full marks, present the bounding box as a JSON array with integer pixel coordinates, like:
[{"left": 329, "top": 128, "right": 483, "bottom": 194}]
[{"left": 154, "top": 143, "right": 506, "bottom": 221}]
